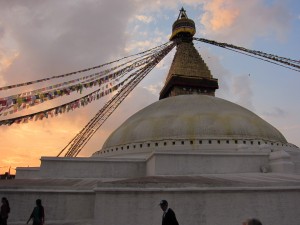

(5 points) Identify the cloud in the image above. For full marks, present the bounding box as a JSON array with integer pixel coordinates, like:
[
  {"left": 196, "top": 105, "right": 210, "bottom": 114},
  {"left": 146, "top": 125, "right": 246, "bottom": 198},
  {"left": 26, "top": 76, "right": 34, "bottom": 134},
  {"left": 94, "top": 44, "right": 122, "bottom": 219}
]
[
  {"left": 124, "top": 40, "right": 153, "bottom": 53},
  {"left": 201, "top": 0, "right": 240, "bottom": 31},
  {"left": 135, "top": 15, "right": 153, "bottom": 23},
  {"left": 0, "top": 51, "right": 19, "bottom": 86},
  {"left": 262, "top": 107, "right": 287, "bottom": 117},
  {"left": 232, "top": 74, "right": 253, "bottom": 110},
  {"left": 132, "top": 0, "right": 178, "bottom": 12},
  {"left": 0, "top": 52, "right": 19, "bottom": 71},
  {"left": 0, "top": 1, "right": 136, "bottom": 84},
  {"left": 199, "top": 0, "right": 291, "bottom": 45},
  {"left": 0, "top": 23, "right": 19, "bottom": 86},
  {"left": 143, "top": 83, "right": 163, "bottom": 95}
]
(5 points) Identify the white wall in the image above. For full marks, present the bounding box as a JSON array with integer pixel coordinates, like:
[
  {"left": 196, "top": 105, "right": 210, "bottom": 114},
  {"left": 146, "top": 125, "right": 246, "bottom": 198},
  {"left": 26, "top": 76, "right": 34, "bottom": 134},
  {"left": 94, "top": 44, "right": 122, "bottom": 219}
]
[
  {"left": 0, "top": 189, "right": 94, "bottom": 225},
  {"left": 2, "top": 183, "right": 300, "bottom": 225},
  {"left": 39, "top": 157, "right": 146, "bottom": 179},
  {"left": 93, "top": 186, "right": 300, "bottom": 225},
  {"left": 15, "top": 167, "right": 40, "bottom": 179},
  {"left": 146, "top": 151, "right": 269, "bottom": 175}
]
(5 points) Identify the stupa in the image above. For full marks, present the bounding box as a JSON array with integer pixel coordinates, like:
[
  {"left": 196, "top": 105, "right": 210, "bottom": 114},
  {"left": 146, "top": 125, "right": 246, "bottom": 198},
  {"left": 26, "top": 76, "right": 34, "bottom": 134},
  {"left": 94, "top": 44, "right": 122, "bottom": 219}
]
[{"left": 1, "top": 8, "right": 300, "bottom": 225}]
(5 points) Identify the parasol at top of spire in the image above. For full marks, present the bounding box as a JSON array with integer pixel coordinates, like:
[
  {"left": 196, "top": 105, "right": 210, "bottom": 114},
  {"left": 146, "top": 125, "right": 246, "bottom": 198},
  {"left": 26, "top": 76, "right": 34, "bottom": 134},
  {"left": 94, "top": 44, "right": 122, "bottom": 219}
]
[{"left": 170, "top": 7, "right": 196, "bottom": 41}]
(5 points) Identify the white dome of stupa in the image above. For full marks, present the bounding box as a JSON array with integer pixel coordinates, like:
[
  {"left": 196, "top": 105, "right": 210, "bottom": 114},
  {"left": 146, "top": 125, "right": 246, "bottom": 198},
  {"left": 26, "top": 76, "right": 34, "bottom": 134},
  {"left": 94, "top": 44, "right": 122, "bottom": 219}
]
[{"left": 92, "top": 95, "right": 297, "bottom": 158}]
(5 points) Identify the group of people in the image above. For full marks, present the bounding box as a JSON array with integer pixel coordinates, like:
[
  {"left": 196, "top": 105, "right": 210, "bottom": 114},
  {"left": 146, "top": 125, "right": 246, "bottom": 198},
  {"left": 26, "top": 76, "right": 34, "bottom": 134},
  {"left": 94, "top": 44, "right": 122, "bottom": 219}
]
[
  {"left": 159, "top": 199, "right": 262, "bottom": 225},
  {"left": 1, "top": 196, "right": 262, "bottom": 225},
  {"left": 0, "top": 197, "right": 45, "bottom": 225}
]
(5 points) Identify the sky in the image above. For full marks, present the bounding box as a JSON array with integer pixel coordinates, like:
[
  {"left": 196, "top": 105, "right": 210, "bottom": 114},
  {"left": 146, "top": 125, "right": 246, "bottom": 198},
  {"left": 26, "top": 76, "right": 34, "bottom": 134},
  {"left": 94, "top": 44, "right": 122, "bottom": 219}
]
[{"left": 0, "top": 0, "right": 300, "bottom": 174}]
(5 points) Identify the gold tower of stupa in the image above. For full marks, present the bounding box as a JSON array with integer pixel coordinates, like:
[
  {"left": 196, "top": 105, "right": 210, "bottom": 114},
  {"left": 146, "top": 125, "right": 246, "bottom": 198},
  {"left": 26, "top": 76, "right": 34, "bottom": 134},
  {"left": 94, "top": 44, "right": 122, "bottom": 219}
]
[{"left": 160, "top": 7, "right": 219, "bottom": 99}]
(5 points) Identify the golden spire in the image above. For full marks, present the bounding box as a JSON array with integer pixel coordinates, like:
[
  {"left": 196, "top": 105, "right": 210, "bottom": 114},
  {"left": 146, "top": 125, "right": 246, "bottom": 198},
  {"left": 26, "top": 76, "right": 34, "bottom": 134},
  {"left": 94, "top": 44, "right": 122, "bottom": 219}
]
[{"left": 159, "top": 9, "right": 218, "bottom": 100}]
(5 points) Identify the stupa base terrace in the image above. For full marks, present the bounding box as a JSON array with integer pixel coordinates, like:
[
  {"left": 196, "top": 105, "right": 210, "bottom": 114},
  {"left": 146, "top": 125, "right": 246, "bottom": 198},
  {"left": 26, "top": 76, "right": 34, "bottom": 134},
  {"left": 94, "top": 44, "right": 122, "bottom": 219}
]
[{"left": 0, "top": 149, "right": 299, "bottom": 225}]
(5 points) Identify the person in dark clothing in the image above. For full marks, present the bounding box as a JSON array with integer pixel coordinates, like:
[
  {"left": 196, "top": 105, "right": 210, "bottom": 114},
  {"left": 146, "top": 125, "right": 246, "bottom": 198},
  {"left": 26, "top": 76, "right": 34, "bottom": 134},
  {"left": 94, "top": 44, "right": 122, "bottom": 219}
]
[
  {"left": 243, "top": 218, "right": 262, "bottom": 225},
  {"left": 159, "top": 200, "right": 179, "bottom": 225},
  {"left": 0, "top": 197, "right": 10, "bottom": 225},
  {"left": 26, "top": 199, "right": 45, "bottom": 225}
]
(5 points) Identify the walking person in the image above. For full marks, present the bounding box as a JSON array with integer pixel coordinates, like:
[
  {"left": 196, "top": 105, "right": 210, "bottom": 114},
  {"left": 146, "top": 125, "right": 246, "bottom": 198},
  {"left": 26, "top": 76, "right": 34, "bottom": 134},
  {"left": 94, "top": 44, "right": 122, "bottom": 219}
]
[
  {"left": 159, "top": 200, "right": 179, "bottom": 225},
  {"left": 26, "top": 199, "right": 45, "bottom": 225},
  {"left": 0, "top": 197, "right": 10, "bottom": 225}
]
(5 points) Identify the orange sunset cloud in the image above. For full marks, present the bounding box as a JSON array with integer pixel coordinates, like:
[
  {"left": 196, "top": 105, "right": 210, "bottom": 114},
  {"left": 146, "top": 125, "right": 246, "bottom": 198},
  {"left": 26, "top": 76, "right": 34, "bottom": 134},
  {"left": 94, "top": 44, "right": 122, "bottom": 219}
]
[
  {"left": 198, "top": 0, "right": 290, "bottom": 45},
  {"left": 0, "top": 116, "right": 80, "bottom": 174},
  {"left": 201, "top": 0, "right": 240, "bottom": 32}
]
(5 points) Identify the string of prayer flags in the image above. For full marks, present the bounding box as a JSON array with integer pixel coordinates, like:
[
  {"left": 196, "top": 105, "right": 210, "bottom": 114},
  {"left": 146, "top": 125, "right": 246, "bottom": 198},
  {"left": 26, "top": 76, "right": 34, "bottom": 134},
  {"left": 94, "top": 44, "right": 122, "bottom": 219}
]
[
  {"left": 0, "top": 49, "right": 163, "bottom": 115},
  {"left": 0, "top": 41, "right": 172, "bottom": 91},
  {"left": 0, "top": 80, "right": 128, "bottom": 126}
]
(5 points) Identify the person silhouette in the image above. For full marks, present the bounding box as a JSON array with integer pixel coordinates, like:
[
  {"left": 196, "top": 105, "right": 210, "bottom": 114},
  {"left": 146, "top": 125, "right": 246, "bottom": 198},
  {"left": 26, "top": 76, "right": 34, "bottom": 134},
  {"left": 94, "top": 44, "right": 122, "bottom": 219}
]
[
  {"left": 159, "top": 200, "right": 179, "bottom": 225},
  {"left": 26, "top": 199, "right": 45, "bottom": 225},
  {"left": 0, "top": 197, "right": 10, "bottom": 225},
  {"left": 243, "top": 218, "right": 262, "bottom": 225}
]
